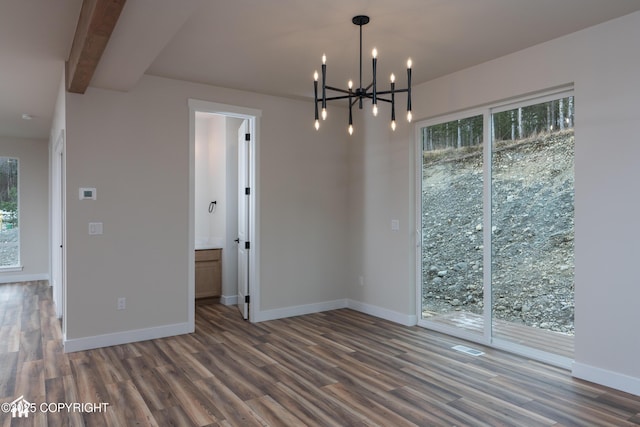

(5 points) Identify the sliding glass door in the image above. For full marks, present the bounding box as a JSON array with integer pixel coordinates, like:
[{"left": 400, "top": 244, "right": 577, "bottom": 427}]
[
  {"left": 490, "top": 95, "right": 575, "bottom": 358},
  {"left": 420, "top": 113, "right": 485, "bottom": 338},
  {"left": 418, "top": 90, "right": 574, "bottom": 364}
]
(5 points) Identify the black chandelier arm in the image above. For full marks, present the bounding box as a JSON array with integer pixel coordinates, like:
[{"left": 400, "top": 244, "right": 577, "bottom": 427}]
[
  {"left": 322, "top": 86, "right": 409, "bottom": 99},
  {"left": 363, "top": 82, "right": 374, "bottom": 92},
  {"left": 324, "top": 85, "right": 352, "bottom": 95},
  {"left": 318, "top": 94, "right": 396, "bottom": 104},
  {"left": 369, "top": 96, "right": 392, "bottom": 104},
  {"left": 319, "top": 94, "right": 352, "bottom": 102},
  {"left": 375, "top": 88, "right": 409, "bottom": 96},
  {"left": 318, "top": 91, "right": 402, "bottom": 104}
]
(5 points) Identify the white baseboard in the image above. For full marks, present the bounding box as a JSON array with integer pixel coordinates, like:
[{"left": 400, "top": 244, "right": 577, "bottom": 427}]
[
  {"left": 220, "top": 294, "right": 238, "bottom": 305},
  {"left": 347, "top": 299, "right": 418, "bottom": 326},
  {"left": 252, "top": 298, "right": 417, "bottom": 328},
  {"left": 572, "top": 362, "right": 640, "bottom": 397},
  {"left": 253, "top": 299, "right": 348, "bottom": 322},
  {"left": 0, "top": 273, "right": 49, "bottom": 284},
  {"left": 63, "top": 322, "right": 193, "bottom": 353}
]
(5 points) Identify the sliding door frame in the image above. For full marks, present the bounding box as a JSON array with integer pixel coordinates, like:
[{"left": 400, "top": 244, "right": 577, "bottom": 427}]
[{"left": 415, "top": 86, "right": 574, "bottom": 368}]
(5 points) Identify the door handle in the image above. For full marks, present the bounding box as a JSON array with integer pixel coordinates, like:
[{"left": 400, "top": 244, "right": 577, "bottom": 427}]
[{"left": 234, "top": 238, "right": 240, "bottom": 243}]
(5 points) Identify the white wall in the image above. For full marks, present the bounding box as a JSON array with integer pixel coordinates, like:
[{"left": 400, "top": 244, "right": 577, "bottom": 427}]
[
  {"left": 348, "top": 107, "right": 416, "bottom": 324},
  {"left": 349, "top": 11, "right": 640, "bottom": 394},
  {"left": 208, "top": 116, "right": 226, "bottom": 240},
  {"left": 194, "top": 113, "right": 210, "bottom": 243},
  {"left": 0, "top": 136, "right": 49, "bottom": 282},
  {"left": 64, "top": 74, "right": 349, "bottom": 346},
  {"left": 194, "top": 113, "right": 226, "bottom": 245}
]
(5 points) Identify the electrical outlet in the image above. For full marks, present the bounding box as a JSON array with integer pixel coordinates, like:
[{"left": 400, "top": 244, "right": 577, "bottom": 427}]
[{"left": 117, "top": 297, "right": 126, "bottom": 310}]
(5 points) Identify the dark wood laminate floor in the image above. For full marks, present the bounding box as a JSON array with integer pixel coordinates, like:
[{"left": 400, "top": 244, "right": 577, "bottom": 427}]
[{"left": 1, "top": 281, "right": 639, "bottom": 426}]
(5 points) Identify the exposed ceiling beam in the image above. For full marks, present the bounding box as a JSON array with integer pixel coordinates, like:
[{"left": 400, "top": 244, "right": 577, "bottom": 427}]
[{"left": 66, "top": 0, "right": 127, "bottom": 94}]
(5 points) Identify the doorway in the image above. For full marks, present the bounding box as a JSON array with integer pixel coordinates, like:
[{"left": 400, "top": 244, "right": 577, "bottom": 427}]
[{"left": 188, "top": 99, "right": 261, "bottom": 327}]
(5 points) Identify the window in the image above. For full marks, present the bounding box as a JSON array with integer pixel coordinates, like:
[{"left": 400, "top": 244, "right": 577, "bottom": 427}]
[
  {"left": 418, "top": 89, "right": 574, "bottom": 364},
  {"left": 0, "top": 157, "right": 19, "bottom": 268}
]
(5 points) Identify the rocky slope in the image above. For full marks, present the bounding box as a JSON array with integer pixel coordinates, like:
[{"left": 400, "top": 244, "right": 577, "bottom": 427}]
[{"left": 422, "top": 130, "right": 574, "bottom": 335}]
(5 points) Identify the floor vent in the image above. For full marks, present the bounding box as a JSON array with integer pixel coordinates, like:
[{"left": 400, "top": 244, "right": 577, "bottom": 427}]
[{"left": 452, "top": 345, "right": 484, "bottom": 356}]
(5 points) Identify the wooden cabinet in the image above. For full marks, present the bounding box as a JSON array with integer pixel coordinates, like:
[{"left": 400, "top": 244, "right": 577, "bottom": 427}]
[{"left": 195, "top": 249, "right": 221, "bottom": 299}]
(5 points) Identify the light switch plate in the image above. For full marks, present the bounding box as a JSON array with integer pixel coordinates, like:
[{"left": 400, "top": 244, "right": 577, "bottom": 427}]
[{"left": 89, "top": 222, "right": 103, "bottom": 235}]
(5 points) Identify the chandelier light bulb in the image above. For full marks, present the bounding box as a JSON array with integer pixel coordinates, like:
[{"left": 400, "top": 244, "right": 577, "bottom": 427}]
[
  {"left": 348, "top": 80, "right": 353, "bottom": 89},
  {"left": 314, "top": 71, "right": 318, "bottom": 81},
  {"left": 390, "top": 73, "right": 395, "bottom": 83},
  {"left": 372, "top": 48, "right": 377, "bottom": 59},
  {"left": 348, "top": 124, "right": 354, "bottom": 135},
  {"left": 315, "top": 119, "right": 320, "bottom": 130},
  {"left": 391, "top": 120, "right": 396, "bottom": 131},
  {"left": 322, "top": 108, "right": 327, "bottom": 120},
  {"left": 322, "top": 54, "right": 326, "bottom": 64},
  {"left": 373, "top": 104, "right": 378, "bottom": 116},
  {"left": 407, "top": 111, "right": 413, "bottom": 122},
  {"left": 407, "top": 58, "right": 412, "bottom": 69}
]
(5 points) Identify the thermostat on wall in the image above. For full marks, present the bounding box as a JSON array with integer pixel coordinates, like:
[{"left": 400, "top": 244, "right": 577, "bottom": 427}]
[{"left": 79, "top": 187, "right": 96, "bottom": 200}]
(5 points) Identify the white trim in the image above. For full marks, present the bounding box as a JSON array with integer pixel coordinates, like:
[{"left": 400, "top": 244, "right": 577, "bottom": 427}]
[
  {"left": 572, "top": 362, "right": 640, "bottom": 397},
  {"left": 483, "top": 109, "right": 493, "bottom": 342},
  {"left": 51, "top": 129, "right": 66, "bottom": 321},
  {"left": 187, "top": 103, "right": 196, "bottom": 332},
  {"left": 253, "top": 299, "right": 348, "bottom": 323},
  {"left": 63, "top": 322, "right": 192, "bottom": 353},
  {"left": 252, "top": 298, "right": 417, "bottom": 327},
  {"left": 348, "top": 300, "right": 418, "bottom": 327},
  {"left": 188, "top": 99, "right": 262, "bottom": 119},
  {"left": 491, "top": 85, "right": 574, "bottom": 114},
  {"left": 220, "top": 294, "right": 238, "bottom": 305},
  {"left": 0, "top": 273, "right": 48, "bottom": 284},
  {"left": 0, "top": 266, "right": 23, "bottom": 273}
]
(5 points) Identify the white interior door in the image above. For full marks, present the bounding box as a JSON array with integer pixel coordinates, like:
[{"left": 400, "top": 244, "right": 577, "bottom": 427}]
[{"left": 237, "top": 119, "right": 250, "bottom": 319}]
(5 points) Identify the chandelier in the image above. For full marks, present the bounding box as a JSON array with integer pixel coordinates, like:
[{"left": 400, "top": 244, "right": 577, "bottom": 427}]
[{"left": 313, "top": 15, "right": 412, "bottom": 135}]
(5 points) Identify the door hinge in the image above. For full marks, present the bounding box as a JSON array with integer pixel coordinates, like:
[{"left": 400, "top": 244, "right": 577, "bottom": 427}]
[
  {"left": 245, "top": 295, "right": 250, "bottom": 303},
  {"left": 245, "top": 241, "right": 250, "bottom": 250},
  {"left": 245, "top": 187, "right": 250, "bottom": 195},
  {"left": 245, "top": 133, "right": 250, "bottom": 141}
]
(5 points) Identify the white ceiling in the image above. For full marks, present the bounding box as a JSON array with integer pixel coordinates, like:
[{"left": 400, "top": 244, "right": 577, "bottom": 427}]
[{"left": 2, "top": 0, "right": 640, "bottom": 140}]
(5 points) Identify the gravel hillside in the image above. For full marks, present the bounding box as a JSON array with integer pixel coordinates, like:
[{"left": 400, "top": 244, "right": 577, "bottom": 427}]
[{"left": 422, "top": 130, "right": 574, "bottom": 335}]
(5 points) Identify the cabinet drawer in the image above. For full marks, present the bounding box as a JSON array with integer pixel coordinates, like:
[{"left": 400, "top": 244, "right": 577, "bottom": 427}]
[{"left": 195, "top": 249, "right": 221, "bottom": 262}]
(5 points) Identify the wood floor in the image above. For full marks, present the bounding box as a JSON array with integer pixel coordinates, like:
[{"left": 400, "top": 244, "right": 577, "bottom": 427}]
[{"left": 1, "top": 281, "right": 640, "bottom": 426}]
